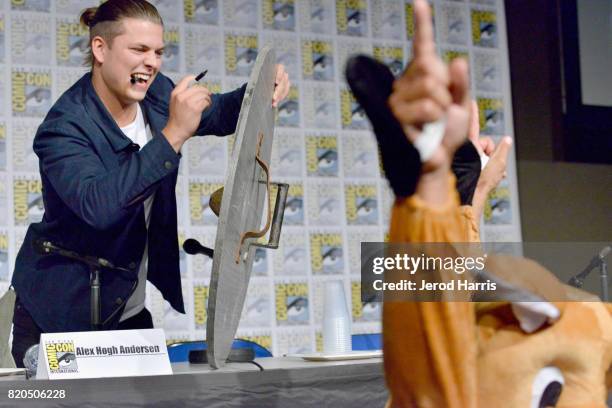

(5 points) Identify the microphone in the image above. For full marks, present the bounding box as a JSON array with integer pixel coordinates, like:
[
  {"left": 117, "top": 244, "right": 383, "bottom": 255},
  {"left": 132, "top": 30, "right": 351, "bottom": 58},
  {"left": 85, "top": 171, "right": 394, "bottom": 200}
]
[
  {"left": 33, "top": 239, "right": 118, "bottom": 270},
  {"left": 568, "top": 245, "right": 611, "bottom": 288},
  {"left": 183, "top": 238, "right": 214, "bottom": 258}
]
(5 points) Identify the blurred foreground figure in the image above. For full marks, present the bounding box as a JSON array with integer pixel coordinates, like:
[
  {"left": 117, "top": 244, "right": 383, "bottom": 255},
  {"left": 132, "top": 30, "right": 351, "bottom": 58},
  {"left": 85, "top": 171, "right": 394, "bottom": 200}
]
[{"left": 347, "top": 1, "right": 612, "bottom": 406}]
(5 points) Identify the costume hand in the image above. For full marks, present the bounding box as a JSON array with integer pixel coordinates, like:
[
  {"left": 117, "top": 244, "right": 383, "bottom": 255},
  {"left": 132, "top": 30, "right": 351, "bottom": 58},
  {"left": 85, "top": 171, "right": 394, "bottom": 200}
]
[
  {"left": 388, "top": 0, "right": 470, "bottom": 172},
  {"left": 468, "top": 99, "right": 495, "bottom": 157},
  {"left": 472, "top": 136, "right": 512, "bottom": 219},
  {"left": 479, "top": 136, "right": 512, "bottom": 192},
  {"left": 272, "top": 64, "right": 290, "bottom": 107},
  {"left": 163, "top": 75, "right": 212, "bottom": 150}
]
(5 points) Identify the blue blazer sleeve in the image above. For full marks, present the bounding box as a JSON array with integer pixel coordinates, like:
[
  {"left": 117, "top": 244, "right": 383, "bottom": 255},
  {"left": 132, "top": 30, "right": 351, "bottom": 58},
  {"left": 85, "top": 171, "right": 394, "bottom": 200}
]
[
  {"left": 33, "top": 122, "right": 180, "bottom": 231},
  {"left": 196, "top": 83, "right": 247, "bottom": 136}
]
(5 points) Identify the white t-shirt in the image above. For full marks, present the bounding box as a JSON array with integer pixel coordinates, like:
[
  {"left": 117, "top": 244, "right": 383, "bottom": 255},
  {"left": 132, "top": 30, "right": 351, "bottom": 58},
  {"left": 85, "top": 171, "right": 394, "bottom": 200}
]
[{"left": 119, "top": 104, "right": 154, "bottom": 321}]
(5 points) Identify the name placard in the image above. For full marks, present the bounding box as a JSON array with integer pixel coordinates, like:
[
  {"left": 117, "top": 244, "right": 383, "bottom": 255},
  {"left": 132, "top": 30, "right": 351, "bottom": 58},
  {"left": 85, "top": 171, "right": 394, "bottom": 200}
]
[{"left": 36, "top": 329, "right": 172, "bottom": 380}]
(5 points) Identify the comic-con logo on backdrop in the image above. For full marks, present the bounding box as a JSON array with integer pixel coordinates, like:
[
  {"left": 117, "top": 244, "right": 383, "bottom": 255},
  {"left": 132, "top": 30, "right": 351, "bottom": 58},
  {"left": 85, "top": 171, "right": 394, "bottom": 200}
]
[
  {"left": 438, "top": 3, "right": 469, "bottom": 46},
  {"left": 56, "top": 18, "right": 89, "bottom": 67},
  {"left": 241, "top": 282, "right": 271, "bottom": 327},
  {"left": 302, "top": 83, "right": 337, "bottom": 129},
  {"left": 283, "top": 183, "right": 304, "bottom": 225},
  {"left": 184, "top": 0, "right": 219, "bottom": 25},
  {"left": 225, "top": 32, "right": 258, "bottom": 77},
  {"left": 13, "top": 176, "right": 43, "bottom": 226},
  {"left": 297, "top": 0, "right": 334, "bottom": 35},
  {"left": 301, "top": 38, "right": 334, "bottom": 81},
  {"left": 45, "top": 341, "right": 78, "bottom": 374},
  {"left": 274, "top": 230, "right": 309, "bottom": 276},
  {"left": 263, "top": 0, "right": 295, "bottom": 31},
  {"left": 271, "top": 130, "right": 302, "bottom": 177},
  {"left": 309, "top": 232, "right": 343, "bottom": 275},
  {"left": 162, "top": 27, "right": 181, "bottom": 72},
  {"left": 477, "top": 97, "right": 504, "bottom": 135},
  {"left": 193, "top": 282, "right": 208, "bottom": 330},
  {"left": 471, "top": 9, "right": 497, "bottom": 48},
  {"left": 0, "top": 122, "right": 6, "bottom": 170},
  {"left": 307, "top": 180, "right": 343, "bottom": 226},
  {"left": 370, "top": 0, "right": 403, "bottom": 40},
  {"left": 11, "top": 14, "right": 51, "bottom": 65},
  {"left": 12, "top": 69, "right": 52, "bottom": 117},
  {"left": 277, "top": 329, "right": 311, "bottom": 355},
  {"left": 473, "top": 50, "right": 501, "bottom": 93},
  {"left": 351, "top": 281, "right": 381, "bottom": 322},
  {"left": 336, "top": 0, "right": 368, "bottom": 37},
  {"left": 188, "top": 130, "right": 226, "bottom": 177},
  {"left": 344, "top": 183, "right": 378, "bottom": 225},
  {"left": 484, "top": 178, "right": 512, "bottom": 225},
  {"left": 0, "top": 14, "right": 5, "bottom": 62},
  {"left": 340, "top": 88, "right": 368, "bottom": 130},
  {"left": 185, "top": 28, "right": 222, "bottom": 76},
  {"left": 276, "top": 85, "right": 299, "bottom": 127},
  {"left": 11, "top": 0, "right": 50, "bottom": 12},
  {"left": 275, "top": 281, "right": 309, "bottom": 325},
  {"left": 189, "top": 180, "right": 223, "bottom": 225},
  {"left": 224, "top": 0, "right": 258, "bottom": 29},
  {"left": 12, "top": 120, "right": 39, "bottom": 173},
  {"left": 341, "top": 133, "right": 378, "bottom": 178},
  {"left": 306, "top": 133, "right": 338, "bottom": 177},
  {"left": 373, "top": 44, "right": 404, "bottom": 77},
  {"left": 0, "top": 232, "right": 8, "bottom": 281}
]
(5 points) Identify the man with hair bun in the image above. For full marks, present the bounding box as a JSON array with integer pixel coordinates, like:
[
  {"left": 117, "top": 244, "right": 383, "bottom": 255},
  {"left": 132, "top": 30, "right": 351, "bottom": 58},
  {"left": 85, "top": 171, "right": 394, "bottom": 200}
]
[{"left": 10, "top": 0, "right": 290, "bottom": 367}]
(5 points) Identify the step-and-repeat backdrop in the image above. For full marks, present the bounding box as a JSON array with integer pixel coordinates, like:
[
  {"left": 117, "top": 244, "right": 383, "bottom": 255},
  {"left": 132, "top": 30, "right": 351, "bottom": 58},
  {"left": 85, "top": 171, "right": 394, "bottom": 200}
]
[{"left": 0, "top": 0, "right": 521, "bottom": 355}]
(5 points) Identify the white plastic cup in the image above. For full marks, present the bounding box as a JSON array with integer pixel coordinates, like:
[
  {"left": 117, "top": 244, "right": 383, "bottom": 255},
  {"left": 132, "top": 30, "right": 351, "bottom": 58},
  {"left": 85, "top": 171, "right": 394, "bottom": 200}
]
[{"left": 323, "top": 280, "right": 352, "bottom": 354}]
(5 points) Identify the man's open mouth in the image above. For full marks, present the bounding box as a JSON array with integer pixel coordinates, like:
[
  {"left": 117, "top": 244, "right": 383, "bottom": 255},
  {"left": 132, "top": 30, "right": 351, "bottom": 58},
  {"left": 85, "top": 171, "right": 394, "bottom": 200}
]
[{"left": 130, "top": 73, "right": 152, "bottom": 84}]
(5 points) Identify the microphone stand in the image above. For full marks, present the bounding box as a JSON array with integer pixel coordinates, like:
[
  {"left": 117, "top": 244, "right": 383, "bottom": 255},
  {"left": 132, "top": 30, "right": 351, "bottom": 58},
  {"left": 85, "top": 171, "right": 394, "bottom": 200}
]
[
  {"left": 601, "top": 257, "right": 608, "bottom": 302},
  {"left": 568, "top": 246, "right": 611, "bottom": 302},
  {"left": 36, "top": 240, "right": 132, "bottom": 330}
]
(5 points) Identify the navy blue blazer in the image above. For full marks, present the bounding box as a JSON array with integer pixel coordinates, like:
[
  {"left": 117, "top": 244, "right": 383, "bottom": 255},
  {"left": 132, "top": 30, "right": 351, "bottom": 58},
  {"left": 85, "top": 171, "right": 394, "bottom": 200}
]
[{"left": 11, "top": 72, "right": 246, "bottom": 332}]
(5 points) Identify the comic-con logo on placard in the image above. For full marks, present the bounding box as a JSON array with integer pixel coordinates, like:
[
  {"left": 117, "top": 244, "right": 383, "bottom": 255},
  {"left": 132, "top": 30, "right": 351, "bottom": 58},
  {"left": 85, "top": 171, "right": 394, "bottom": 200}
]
[
  {"left": 184, "top": 0, "right": 219, "bottom": 25},
  {"left": 263, "top": 0, "right": 295, "bottom": 31},
  {"left": 477, "top": 97, "right": 504, "bottom": 135},
  {"left": 310, "top": 232, "right": 343, "bottom": 274},
  {"left": 276, "top": 85, "right": 299, "bottom": 127},
  {"left": 336, "top": 0, "right": 367, "bottom": 37},
  {"left": 301, "top": 39, "right": 334, "bottom": 81},
  {"left": 471, "top": 9, "right": 497, "bottom": 48},
  {"left": 11, "top": 69, "right": 52, "bottom": 117},
  {"left": 340, "top": 88, "right": 367, "bottom": 130},
  {"left": 10, "top": 0, "right": 50, "bottom": 12},
  {"left": 306, "top": 134, "right": 338, "bottom": 177},
  {"left": 345, "top": 183, "right": 378, "bottom": 225},
  {"left": 45, "top": 341, "right": 78, "bottom": 374},
  {"left": 13, "top": 177, "right": 43, "bottom": 225},
  {"left": 275, "top": 282, "right": 309, "bottom": 325},
  {"left": 56, "top": 18, "right": 89, "bottom": 67}
]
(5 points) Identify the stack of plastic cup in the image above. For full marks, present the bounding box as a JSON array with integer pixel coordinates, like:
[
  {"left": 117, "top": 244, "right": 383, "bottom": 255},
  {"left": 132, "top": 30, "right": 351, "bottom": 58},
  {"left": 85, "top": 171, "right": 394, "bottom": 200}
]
[{"left": 323, "top": 280, "right": 352, "bottom": 354}]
